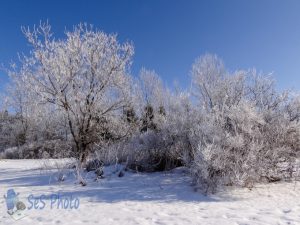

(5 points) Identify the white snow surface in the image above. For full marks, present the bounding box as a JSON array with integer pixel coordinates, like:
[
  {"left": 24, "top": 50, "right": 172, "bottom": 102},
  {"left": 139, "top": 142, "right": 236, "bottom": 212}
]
[{"left": 0, "top": 159, "right": 300, "bottom": 225}]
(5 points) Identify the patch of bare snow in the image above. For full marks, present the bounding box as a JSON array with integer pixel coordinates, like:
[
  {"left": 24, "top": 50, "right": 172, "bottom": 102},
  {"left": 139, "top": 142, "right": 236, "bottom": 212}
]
[{"left": 0, "top": 159, "right": 300, "bottom": 225}]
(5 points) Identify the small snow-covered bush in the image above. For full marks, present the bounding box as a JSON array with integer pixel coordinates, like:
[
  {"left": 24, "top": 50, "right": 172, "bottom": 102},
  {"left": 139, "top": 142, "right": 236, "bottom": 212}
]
[
  {"left": 0, "top": 147, "right": 20, "bottom": 159},
  {"left": 86, "top": 159, "right": 104, "bottom": 172},
  {"left": 23, "top": 140, "right": 73, "bottom": 159},
  {"left": 126, "top": 131, "right": 185, "bottom": 172},
  {"left": 0, "top": 140, "right": 73, "bottom": 159}
]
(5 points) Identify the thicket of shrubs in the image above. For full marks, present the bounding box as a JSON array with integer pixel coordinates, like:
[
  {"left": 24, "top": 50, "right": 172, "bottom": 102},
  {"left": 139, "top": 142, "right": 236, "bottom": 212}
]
[
  {"left": 1, "top": 22, "right": 300, "bottom": 192},
  {"left": 88, "top": 56, "right": 300, "bottom": 193},
  {"left": 2, "top": 54, "right": 300, "bottom": 193}
]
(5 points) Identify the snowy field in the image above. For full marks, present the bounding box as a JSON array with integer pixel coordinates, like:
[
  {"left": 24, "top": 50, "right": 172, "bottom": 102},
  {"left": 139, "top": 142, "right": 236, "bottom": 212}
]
[{"left": 0, "top": 159, "right": 300, "bottom": 225}]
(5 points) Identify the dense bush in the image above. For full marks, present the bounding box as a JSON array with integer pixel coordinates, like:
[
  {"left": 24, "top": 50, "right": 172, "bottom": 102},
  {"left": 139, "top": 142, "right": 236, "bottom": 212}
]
[{"left": 189, "top": 54, "right": 300, "bottom": 193}]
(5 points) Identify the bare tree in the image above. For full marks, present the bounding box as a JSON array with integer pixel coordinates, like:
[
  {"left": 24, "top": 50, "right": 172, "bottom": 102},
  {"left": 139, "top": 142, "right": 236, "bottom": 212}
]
[{"left": 10, "top": 22, "right": 134, "bottom": 184}]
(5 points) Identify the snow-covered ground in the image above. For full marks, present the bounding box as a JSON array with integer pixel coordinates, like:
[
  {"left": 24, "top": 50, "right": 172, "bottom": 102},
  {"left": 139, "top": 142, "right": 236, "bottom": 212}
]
[{"left": 0, "top": 159, "right": 300, "bottom": 225}]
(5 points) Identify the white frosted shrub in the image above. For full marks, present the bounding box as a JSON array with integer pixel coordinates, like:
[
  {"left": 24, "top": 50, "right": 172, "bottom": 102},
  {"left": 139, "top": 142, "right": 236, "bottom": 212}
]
[{"left": 190, "top": 54, "right": 300, "bottom": 193}]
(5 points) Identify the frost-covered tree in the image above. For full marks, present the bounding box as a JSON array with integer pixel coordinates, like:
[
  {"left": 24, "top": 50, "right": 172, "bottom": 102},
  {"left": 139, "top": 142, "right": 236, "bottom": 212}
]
[
  {"left": 138, "top": 68, "right": 167, "bottom": 132},
  {"left": 9, "top": 22, "right": 134, "bottom": 184},
  {"left": 191, "top": 54, "right": 227, "bottom": 112}
]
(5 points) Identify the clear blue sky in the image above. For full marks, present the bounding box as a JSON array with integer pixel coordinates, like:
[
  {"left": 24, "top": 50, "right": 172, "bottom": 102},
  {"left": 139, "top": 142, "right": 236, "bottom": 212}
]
[{"left": 1, "top": 0, "right": 300, "bottom": 92}]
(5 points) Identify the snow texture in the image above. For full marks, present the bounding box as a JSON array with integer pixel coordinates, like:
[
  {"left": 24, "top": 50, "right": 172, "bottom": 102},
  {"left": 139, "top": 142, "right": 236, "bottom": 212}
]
[{"left": 0, "top": 159, "right": 300, "bottom": 224}]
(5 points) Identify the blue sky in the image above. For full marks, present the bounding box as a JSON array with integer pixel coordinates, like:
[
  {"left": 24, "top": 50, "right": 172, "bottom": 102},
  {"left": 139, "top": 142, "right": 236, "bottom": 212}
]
[{"left": 1, "top": 0, "right": 300, "bottom": 93}]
